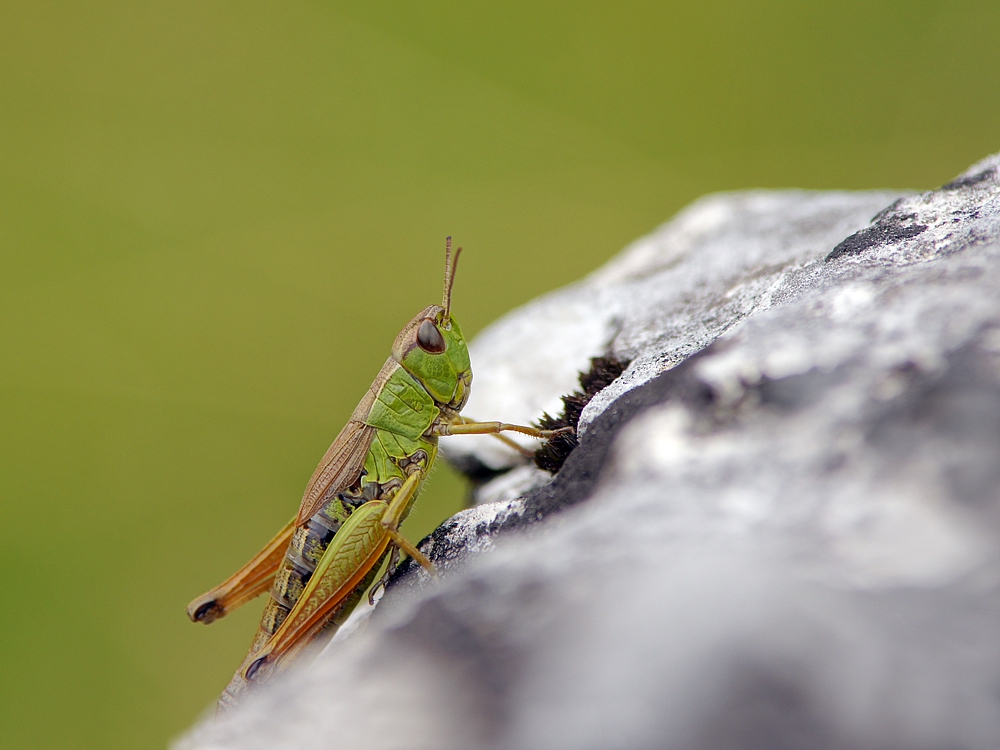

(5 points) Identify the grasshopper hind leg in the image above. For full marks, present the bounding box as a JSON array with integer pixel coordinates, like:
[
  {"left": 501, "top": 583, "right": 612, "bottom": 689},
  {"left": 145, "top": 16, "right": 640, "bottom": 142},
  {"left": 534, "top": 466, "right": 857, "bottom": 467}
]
[
  {"left": 368, "top": 545, "right": 401, "bottom": 605},
  {"left": 186, "top": 517, "right": 296, "bottom": 625}
]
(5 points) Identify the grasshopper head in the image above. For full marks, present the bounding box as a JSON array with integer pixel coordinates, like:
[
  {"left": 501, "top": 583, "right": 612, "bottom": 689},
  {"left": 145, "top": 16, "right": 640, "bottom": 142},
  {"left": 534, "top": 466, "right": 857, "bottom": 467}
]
[{"left": 391, "top": 239, "right": 472, "bottom": 408}]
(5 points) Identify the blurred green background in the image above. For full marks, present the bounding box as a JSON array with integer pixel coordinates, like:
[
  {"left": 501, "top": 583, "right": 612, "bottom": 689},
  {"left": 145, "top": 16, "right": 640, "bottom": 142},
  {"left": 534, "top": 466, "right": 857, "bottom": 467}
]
[{"left": 0, "top": 1, "right": 997, "bottom": 747}]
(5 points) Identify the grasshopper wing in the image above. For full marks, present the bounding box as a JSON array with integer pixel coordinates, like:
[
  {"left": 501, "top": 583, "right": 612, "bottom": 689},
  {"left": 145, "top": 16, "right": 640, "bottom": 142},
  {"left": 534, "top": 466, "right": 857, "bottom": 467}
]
[{"left": 296, "top": 418, "right": 376, "bottom": 526}]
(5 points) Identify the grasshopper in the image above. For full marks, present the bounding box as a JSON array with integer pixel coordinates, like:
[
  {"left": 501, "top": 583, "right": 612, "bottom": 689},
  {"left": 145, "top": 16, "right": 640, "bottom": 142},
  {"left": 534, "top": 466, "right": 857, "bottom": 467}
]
[{"left": 187, "top": 239, "right": 568, "bottom": 709}]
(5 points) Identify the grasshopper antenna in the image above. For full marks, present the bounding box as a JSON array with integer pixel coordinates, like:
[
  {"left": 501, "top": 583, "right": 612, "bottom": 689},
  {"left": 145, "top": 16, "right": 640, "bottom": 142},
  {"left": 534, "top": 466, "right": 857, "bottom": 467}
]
[{"left": 443, "top": 236, "right": 461, "bottom": 318}]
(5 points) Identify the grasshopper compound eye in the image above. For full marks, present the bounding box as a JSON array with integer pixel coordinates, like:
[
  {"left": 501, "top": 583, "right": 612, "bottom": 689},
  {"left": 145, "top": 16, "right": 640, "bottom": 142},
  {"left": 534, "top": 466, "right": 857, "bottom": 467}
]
[{"left": 416, "top": 319, "right": 446, "bottom": 353}]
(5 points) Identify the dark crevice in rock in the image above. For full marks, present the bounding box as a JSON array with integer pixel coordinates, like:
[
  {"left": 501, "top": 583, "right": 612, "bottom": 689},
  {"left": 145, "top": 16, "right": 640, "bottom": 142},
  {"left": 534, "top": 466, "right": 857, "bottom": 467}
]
[
  {"left": 533, "top": 356, "right": 630, "bottom": 474},
  {"left": 942, "top": 167, "right": 997, "bottom": 191},
  {"left": 826, "top": 214, "right": 928, "bottom": 260}
]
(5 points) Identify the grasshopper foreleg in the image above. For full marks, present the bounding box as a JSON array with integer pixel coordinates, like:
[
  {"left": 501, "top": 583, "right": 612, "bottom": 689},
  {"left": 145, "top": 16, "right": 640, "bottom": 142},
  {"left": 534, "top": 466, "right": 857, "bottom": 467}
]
[
  {"left": 434, "top": 418, "right": 573, "bottom": 441},
  {"left": 456, "top": 415, "right": 537, "bottom": 457}
]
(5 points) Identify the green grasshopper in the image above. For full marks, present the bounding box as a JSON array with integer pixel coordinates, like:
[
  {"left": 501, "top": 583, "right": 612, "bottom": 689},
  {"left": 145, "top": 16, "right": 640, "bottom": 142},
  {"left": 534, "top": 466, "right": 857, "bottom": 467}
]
[{"left": 187, "top": 239, "right": 568, "bottom": 709}]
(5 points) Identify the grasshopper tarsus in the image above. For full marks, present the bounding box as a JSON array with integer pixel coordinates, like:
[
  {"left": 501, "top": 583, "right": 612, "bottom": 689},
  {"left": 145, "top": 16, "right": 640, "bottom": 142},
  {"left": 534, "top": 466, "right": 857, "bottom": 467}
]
[{"left": 539, "top": 425, "right": 576, "bottom": 439}]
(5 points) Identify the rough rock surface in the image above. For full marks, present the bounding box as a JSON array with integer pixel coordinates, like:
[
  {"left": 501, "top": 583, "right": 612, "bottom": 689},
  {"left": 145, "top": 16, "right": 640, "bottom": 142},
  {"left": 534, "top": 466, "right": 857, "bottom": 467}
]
[{"left": 178, "top": 153, "right": 1000, "bottom": 750}]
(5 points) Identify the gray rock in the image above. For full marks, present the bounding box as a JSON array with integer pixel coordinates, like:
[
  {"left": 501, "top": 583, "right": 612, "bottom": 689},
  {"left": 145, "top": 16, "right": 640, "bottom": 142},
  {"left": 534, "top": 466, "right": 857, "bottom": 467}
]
[{"left": 177, "top": 154, "right": 1000, "bottom": 750}]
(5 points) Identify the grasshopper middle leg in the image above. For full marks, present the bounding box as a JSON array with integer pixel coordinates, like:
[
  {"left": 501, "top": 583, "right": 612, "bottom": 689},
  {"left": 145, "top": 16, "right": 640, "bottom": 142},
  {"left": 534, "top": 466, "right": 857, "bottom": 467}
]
[{"left": 379, "top": 468, "right": 438, "bottom": 576}]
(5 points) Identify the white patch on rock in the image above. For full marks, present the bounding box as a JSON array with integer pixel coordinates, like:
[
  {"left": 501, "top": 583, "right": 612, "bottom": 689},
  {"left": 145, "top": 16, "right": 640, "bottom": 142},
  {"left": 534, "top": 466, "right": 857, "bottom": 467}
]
[{"left": 470, "top": 463, "right": 552, "bottom": 506}]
